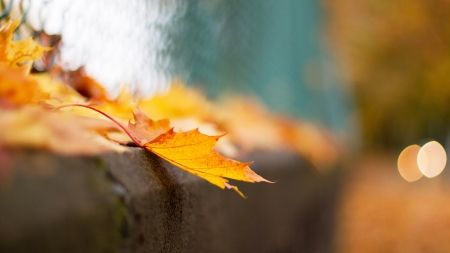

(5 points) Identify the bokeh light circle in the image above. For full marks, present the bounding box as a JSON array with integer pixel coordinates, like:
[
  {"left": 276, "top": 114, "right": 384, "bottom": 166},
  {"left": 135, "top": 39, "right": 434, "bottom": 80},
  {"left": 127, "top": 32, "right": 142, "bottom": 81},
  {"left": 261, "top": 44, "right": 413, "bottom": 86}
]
[
  {"left": 417, "top": 141, "right": 447, "bottom": 178},
  {"left": 397, "top": 144, "right": 423, "bottom": 182}
]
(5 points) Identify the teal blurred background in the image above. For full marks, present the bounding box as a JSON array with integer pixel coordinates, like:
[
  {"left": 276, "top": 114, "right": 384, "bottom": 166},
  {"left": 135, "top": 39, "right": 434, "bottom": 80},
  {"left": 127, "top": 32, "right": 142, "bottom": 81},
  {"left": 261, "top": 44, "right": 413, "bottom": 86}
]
[
  {"left": 13, "top": 0, "right": 356, "bottom": 140},
  {"left": 167, "top": 0, "right": 354, "bottom": 135}
]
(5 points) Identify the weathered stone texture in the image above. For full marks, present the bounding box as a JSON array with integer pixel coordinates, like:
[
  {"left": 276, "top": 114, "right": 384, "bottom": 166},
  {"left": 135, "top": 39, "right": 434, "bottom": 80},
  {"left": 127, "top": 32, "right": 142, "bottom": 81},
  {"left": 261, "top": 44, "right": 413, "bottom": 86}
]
[{"left": 0, "top": 148, "right": 340, "bottom": 253}]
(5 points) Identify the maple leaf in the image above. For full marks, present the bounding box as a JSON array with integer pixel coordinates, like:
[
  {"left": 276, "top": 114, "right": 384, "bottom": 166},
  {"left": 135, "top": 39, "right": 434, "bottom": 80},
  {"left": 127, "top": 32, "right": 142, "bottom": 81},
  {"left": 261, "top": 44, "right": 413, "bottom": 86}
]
[
  {"left": 56, "top": 104, "right": 271, "bottom": 197},
  {"left": 142, "top": 128, "right": 270, "bottom": 197},
  {"left": 128, "top": 109, "right": 171, "bottom": 145},
  {"left": 0, "top": 20, "right": 50, "bottom": 106},
  {"left": 130, "top": 110, "right": 271, "bottom": 197},
  {"left": 0, "top": 20, "right": 50, "bottom": 72}
]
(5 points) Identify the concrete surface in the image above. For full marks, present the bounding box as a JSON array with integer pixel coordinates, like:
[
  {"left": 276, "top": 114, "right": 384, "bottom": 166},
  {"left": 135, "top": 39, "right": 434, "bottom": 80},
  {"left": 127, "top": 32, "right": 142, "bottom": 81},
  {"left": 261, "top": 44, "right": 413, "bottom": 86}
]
[
  {"left": 0, "top": 149, "right": 121, "bottom": 253},
  {"left": 0, "top": 148, "right": 341, "bottom": 253}
]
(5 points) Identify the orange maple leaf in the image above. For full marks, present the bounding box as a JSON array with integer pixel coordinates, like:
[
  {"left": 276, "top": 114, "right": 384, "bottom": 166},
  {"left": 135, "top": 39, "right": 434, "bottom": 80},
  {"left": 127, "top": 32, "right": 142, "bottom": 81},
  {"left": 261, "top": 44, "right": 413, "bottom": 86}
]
[
  {"left": 142, "top": 128, "right": 270, "bottom": 197},
  {"left": 128, "top": 110, "right": 271, "bottom": 197},
  {"left": 57, "top": 104, "right": 271, "bottom": 197}
]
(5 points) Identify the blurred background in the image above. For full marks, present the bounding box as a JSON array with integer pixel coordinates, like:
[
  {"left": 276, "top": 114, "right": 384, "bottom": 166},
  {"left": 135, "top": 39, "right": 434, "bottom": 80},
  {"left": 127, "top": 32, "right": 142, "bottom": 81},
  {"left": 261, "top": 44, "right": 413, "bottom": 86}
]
[
  {"left": 5, "top": 0, "right": 450, "bottom": 251},
  {"left": 8, "top": 0, "right": 356, "bottom": 137}
]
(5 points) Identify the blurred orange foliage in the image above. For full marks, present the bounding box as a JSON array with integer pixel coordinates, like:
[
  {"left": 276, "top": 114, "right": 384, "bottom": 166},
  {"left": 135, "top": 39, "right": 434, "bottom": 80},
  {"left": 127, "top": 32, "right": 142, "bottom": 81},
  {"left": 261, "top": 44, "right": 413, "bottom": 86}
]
[{"left": 326, "top": 0, "right": 450, "bottom": 149}]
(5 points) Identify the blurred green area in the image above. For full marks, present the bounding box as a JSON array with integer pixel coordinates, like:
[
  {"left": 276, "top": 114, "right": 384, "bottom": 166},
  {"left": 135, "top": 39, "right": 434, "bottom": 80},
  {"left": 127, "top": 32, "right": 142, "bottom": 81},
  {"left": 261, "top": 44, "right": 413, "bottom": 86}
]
[
  {"left": 166, "top": 0, "right": 355, "bottom": 138},
  {"left": 169, "top": 0, "right": 450, "bottom": 151},
  {"left": 325, "top": 0, "right": 450, "bottom": 150}
]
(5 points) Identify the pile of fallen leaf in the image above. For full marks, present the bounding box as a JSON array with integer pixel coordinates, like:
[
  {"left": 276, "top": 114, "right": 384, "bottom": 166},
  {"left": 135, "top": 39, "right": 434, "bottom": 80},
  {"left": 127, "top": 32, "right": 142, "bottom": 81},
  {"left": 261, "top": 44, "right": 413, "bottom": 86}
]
[{"left": 0, "top": 20, "right": 340, "bottom": 197}]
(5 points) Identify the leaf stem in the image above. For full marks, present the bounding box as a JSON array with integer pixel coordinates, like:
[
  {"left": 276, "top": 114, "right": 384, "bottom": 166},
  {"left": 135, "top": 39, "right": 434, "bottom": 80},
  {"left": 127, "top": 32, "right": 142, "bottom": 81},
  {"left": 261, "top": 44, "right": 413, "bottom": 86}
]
[{"left": 54, "top": 104, "right": 142, "bottom": 147}]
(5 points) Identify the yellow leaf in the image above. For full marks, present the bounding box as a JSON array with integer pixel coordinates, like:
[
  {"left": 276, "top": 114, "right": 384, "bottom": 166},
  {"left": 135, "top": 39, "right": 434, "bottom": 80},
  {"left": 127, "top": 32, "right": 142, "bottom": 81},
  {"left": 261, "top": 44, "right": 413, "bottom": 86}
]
[
  {"left": 142, "top": 129, "right": 270, "bottom": 197},
  {"left": 0, "top": 20, "right": 50, "bottom": 71},
  {"left": 0, "top": 21, "right": 50, "bottom": 106},
  {"left": 0, "top": 105, "right": 127, "bottom": 155},
  {"left": 138, "top": 82, "right": 209, "bottom": 120},
  {"left": 125, "top": 110, "right": 271, "bottom": 197},
  {"left": 31, "top": 73, "right": 87, "bottom": 105}
]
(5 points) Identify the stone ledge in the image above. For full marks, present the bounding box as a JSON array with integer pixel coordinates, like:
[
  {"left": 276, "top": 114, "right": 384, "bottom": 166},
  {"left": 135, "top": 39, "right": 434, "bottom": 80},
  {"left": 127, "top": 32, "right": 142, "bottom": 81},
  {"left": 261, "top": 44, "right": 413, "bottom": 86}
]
[
  {"left": 0, "top": 148, "right": 341, "bottom": 253},
  {"left": 0, "top": 150, "right": 121, "bottom": 253}
]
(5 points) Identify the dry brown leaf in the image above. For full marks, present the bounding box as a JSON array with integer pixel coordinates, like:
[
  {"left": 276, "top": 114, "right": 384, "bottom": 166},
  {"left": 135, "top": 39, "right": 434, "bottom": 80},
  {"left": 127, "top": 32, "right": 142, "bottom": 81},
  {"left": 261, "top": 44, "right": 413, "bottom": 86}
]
[
  {"left": 49, "top": 66, "right": 108, "bottom": 101},
  {"left": 127, "top": 109, "right": 171, "bottom": 145}
]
